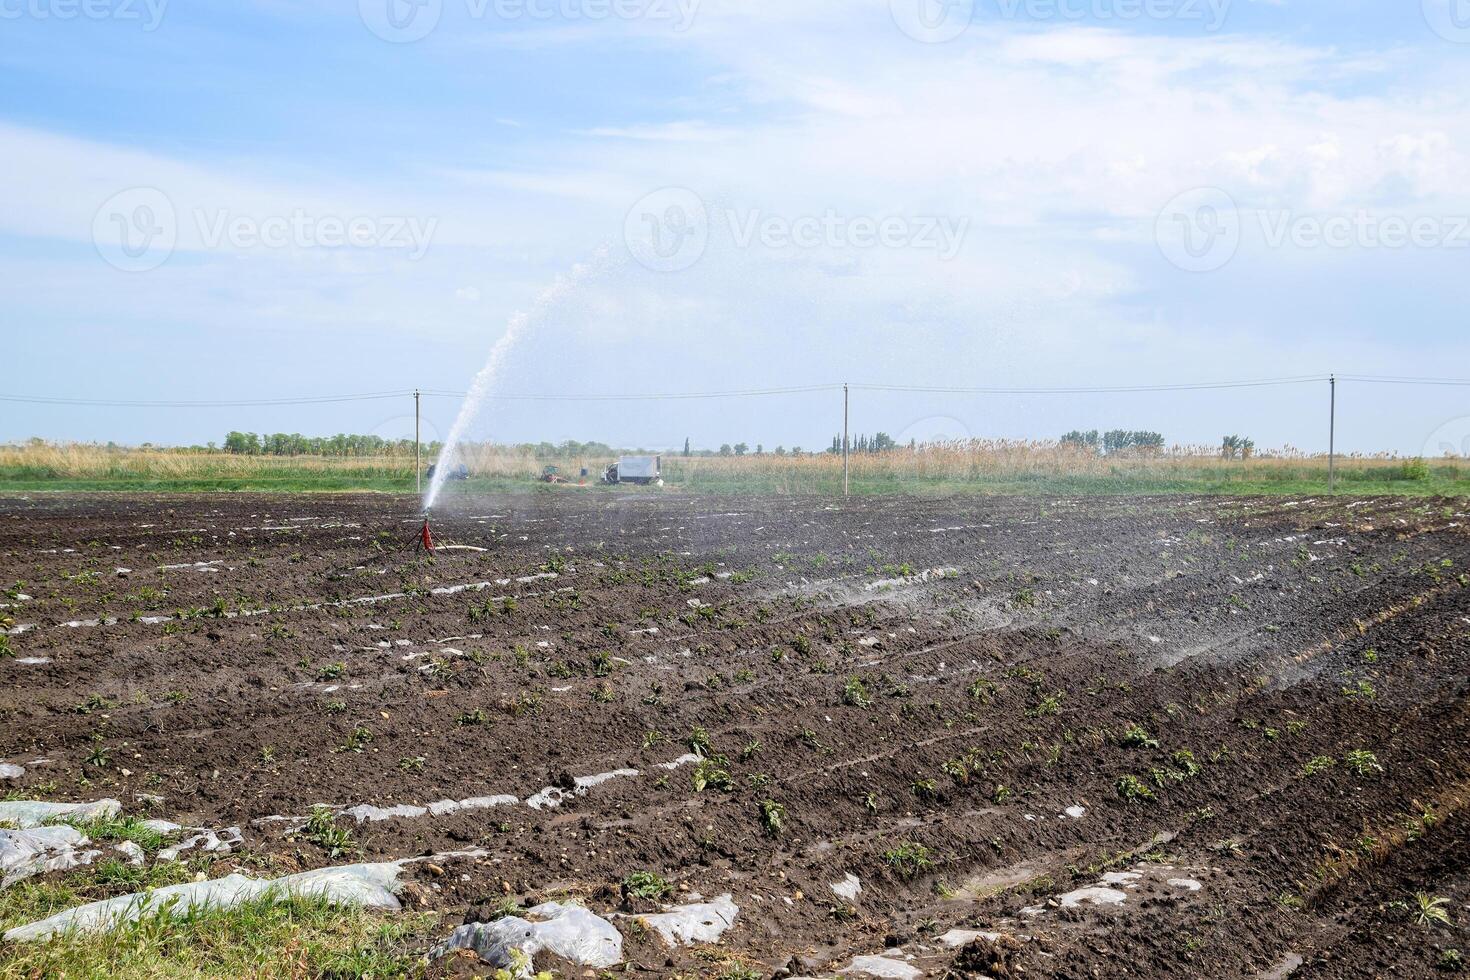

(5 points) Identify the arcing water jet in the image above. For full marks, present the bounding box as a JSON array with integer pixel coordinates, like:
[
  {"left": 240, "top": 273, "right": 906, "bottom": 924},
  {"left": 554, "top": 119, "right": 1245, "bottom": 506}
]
[{"left": 421, "top": 248, "right": 614, "bottom": 513}]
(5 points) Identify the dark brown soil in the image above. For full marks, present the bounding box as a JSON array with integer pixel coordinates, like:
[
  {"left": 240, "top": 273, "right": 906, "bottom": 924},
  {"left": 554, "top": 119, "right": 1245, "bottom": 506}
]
[{"left": 2, "top": 491, "right": 1468, "bottom": 978}]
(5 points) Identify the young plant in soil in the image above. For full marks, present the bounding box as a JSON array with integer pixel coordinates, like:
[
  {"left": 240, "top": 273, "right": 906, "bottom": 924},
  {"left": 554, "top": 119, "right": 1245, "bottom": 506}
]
[
  {"left": 336, "top": 726, "right": 373, "bottom": 752},
  {"left": 693, "top": 758, "right": 734, "bottom": 793},
  {"left": 1027, "top": 692, "right": 1063, "bottom": 718},
  {"left": 967, "top": 679, "right": 996, "bottom": 703},
  {"left": 760, "top": 800, "right": 787, "bottom": 836},
  {"left": 883, "top": 841, "right": 935, "bottom": 877},
  {"left": 622, "top": 871, "right": 673, "bottom": 901},
  {"left": 842, "top": 676, "right": 872, "bottom": 708},
  {"left": 84, "top": 736, "right": 110, "bottom": 769},
  {"left": 1119, "top": 724, "right": 1159, "bottom": 749},
  {"left": 1344, "top": 749, "right": 1384, "bottom": 777},
  {"left": 1116, "top": 774, "right": 1155, "bottom": 803},
  {"left": 295, "top": 807, "right": 356, "bottom": 858},
  {"left": 687, "top": 726, "right": 713, "bottom": 757},
  {"left": 1410, "top": 892, "right": 1453, "bottom": 928}
]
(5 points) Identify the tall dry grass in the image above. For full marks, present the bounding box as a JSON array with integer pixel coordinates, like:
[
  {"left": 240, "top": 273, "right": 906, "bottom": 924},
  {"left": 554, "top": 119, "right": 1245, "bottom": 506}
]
[{"left": 0, "top": 439, "right": 1465, "bottom": 494}]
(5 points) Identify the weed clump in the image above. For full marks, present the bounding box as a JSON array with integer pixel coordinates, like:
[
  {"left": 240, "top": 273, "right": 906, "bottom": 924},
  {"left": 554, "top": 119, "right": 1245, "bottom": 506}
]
[
  {"left": 883, "top": 841, "right": 934, "bottom": 877},
  {"left": 622, "top": 871, "right": 673, "bottom": 901},
  {"left": 1116, "top": 774, "right": 1155, "bottom": 803}
]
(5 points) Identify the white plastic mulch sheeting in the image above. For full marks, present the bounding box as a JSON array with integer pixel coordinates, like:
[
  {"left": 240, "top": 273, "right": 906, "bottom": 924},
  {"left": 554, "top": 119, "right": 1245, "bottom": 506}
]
[
  {"left": 842, "top": 953, "right": 925, "bottom": 979},
  {"left": 432, "top": 902, "right": 624, "bottom": 975},
  {"left": 139, "top": 822, "right": 244, "bottom": 863},
  {"left": 3, "top": 854, "right": 451, "bottom": 942},
  {"left": 0, "top": 827, "right": 100, "bottom": 889},
  {"left": 0, "top": 799, "right": 121, "bottom": 829},
  {"left": 631, "top": 894, "right": 739, "bottom": 947}
]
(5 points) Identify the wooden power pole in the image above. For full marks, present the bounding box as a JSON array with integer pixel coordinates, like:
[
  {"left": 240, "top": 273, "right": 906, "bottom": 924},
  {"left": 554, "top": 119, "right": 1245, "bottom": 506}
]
[
  {"left": 1328, "top": 374, "right": 1336, "bottom": 493},
  {"left": 415, "top": 389, "right": 421, "bottom": 496},
  {"left": 843, "top": 383, "right": 850, "bottom": 497}
]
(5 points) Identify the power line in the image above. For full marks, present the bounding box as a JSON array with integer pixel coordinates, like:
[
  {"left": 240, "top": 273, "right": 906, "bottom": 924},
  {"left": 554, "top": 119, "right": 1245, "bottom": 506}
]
[
  {"left": 851, "top": 375, "right": 1328, "bottom": 395},
  {"left": 0, "top": 392, "right": 411, "bottom": 408},
  {"left": 5, "top": 373, "right": 1468, "bottom": 409},
  {"left": 1339, "top": 375, "right": 1470, "bottom": 387},
  {"left": 417, "top": 384, "right": 842, "bottom": 402}
]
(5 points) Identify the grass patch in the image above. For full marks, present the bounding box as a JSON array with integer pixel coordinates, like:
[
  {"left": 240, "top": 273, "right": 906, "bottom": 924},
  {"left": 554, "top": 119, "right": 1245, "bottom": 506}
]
[
  {"left": 0, "top": 891, "right": 434, "bottom": 979},
  {"left": 54, "top": 815, "right": 172, "bottom": 853},
  {"left": 3, "top": 443, "right": 1468, "bottom": 497}
]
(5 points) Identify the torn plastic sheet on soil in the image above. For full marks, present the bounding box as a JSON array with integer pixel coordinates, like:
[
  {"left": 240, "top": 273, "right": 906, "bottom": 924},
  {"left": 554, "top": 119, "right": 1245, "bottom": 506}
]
[
  {"left": 0, "top": 799, "right": 121, "bottom": 829},
  {"left": 431, "top": 901, "right": 623, "bottom": 974},
  {"left": 154, "top": 825, "right": 244, "bottom": 862},
  {"left": 629, "top": 894, "right": 738, "bottom": 946},
  {"left": 843, "top": 952, "right": 924, "bottom": 979},
  {"left": 339, "top": 795, "right": 518, "bottom": 824},
  {"left": 252, "top": 756, "right": 703, "bottom": 828},
  {"left": 1, "top": 827, "right": 99, "bottom": 889},
  {"left": 526, "top": 769, "right": 639, "bottom": 810},
  {"left": 4, "top": 852, "right": 479, "bottom": 941}
]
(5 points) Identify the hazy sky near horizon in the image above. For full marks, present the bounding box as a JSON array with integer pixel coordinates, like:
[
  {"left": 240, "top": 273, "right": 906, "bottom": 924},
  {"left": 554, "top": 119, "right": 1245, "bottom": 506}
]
[{"left": 4, "top": 0, "right": 1470, "bottom": 456}]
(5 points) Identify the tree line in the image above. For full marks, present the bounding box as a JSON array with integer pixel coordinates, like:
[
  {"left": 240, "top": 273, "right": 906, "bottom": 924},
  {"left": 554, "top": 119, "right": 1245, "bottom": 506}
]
[
  {"left": 1061, "top": 430, "right": 1259, "bottom": 459},
  {"left": 215, "top": 429, "right": 1259, "bottom": 461},
  {"left": 1060, "top": 430, "right": 1166, "bottom": 454},
  {"left": 222, "top": 432, "right": 434, "bottom": 457},
  {"left": 220, "top": 433, "right": 629, "bottom": 459}
]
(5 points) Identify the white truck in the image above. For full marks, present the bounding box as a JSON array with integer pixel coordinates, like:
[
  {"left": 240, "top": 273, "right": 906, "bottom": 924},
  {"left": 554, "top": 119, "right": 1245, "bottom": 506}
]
[{"left": 603, "top": 455, "right": 662, "bottom": 486}]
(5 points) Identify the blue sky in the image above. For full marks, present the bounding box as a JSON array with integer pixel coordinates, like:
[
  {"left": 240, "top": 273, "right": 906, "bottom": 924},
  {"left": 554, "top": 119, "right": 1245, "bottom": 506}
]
[{"left": 4, "top": 0, "right": 1470, "bottom": 456}]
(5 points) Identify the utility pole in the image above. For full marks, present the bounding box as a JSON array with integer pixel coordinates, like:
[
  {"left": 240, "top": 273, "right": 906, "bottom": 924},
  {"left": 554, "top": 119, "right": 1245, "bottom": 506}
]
[
  {"left": 415, "top": 389, "right": 421, "bottom": 496},
  {"left": 842, "top": 383, "right": 850, "bottom": 498},
  {"left": 1328, "top": 374, "right": 1336, "bottom": 493}
]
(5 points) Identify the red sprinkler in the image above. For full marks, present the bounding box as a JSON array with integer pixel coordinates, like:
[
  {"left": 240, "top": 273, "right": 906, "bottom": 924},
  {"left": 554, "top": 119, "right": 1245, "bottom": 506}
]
[{"left": 417, "top": 517, "right": 435, "bottom": 555}]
